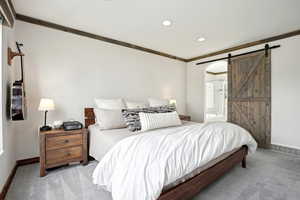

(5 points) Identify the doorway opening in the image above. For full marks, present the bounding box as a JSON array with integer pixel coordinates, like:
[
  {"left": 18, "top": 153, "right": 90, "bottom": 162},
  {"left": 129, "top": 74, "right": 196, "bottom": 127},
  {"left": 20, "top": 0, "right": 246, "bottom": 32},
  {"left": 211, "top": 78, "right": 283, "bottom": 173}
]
[{"left": 204, "top": 61, "right": 228, "bottom": 122}]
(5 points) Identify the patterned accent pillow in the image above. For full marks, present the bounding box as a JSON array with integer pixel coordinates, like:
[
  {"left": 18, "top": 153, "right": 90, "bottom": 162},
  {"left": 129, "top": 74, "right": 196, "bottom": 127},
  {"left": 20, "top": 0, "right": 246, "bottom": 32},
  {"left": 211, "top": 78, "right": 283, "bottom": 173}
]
[{"left": 122, "top": 105, "right": 176, "bottom": 132}]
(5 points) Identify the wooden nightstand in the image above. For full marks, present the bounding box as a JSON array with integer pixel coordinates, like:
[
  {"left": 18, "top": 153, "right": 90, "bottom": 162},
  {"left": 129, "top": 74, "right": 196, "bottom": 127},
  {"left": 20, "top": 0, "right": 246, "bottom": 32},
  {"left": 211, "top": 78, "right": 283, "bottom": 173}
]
[
  {"left": 179, "top": 115, "right": 191, "bottom": 121},
  {"left": 39, "top": 128, "right": 88, "bottom": 177}
]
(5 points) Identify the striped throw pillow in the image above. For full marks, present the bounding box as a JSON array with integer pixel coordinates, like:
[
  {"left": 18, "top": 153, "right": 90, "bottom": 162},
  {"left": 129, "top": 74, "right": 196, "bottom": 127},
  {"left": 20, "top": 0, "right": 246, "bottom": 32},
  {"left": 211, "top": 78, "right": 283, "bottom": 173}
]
[{"left": 139, "top": 111, "right": 182, "bottom": 132}]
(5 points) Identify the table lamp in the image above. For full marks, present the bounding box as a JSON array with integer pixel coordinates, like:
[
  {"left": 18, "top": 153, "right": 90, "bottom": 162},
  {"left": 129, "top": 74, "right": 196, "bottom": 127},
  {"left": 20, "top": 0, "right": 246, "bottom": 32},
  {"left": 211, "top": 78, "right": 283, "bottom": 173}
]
[
  {"left": 169, "top": 99, "right": 177, "bottom": 106},
  {"left": 38, "top": 98, "right": 55, "bottom": 131}
]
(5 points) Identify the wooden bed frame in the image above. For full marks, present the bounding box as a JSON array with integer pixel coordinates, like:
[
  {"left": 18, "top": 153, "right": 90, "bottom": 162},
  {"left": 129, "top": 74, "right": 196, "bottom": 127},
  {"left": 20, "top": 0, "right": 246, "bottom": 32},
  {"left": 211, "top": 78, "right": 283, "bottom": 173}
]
[{"left": 84, "top": 108, "right": 248, "bottom": 200}]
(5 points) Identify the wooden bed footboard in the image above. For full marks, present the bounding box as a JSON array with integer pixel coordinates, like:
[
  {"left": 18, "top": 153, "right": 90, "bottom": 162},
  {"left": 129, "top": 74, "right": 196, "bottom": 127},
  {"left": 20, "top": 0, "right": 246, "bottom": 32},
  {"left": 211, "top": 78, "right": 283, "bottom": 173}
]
[{"left": 158, "top": 146, "right": 248, "bottom": 200}]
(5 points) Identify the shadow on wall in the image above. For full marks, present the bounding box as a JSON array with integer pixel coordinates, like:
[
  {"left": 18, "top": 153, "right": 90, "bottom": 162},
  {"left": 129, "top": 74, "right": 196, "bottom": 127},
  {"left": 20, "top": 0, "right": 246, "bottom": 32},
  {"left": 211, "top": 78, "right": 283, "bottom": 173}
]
[{"left": 6, "top": 83, "right": 11, "bottom": 120}]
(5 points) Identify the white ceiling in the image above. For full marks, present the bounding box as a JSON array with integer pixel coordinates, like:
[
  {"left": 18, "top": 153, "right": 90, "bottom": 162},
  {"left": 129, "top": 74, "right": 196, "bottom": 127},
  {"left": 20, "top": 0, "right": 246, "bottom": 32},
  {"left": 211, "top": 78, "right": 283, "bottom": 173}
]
[{"left": 14, "top": 0, "right": 300, "bottom": 59}]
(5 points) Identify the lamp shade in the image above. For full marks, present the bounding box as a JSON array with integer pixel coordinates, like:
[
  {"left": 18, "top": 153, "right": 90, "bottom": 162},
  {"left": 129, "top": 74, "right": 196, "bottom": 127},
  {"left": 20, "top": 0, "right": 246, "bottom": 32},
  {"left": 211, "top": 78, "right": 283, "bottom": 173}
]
[{"left": 38, "top": 98, "right": 55, "bottom": 111}]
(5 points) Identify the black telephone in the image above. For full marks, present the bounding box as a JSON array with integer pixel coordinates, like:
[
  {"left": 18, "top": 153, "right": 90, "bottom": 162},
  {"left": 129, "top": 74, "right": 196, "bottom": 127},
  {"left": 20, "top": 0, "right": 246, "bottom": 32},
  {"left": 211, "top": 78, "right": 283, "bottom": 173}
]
[{"left": 62, "top": 121, "right": 83, "bottom": 131}]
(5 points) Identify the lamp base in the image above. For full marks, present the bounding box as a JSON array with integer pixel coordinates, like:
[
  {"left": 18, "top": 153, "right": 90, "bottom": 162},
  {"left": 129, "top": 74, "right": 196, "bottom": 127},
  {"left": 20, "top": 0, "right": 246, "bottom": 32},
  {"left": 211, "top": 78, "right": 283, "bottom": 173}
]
[{"left": 40, "top": 125, "right": 52, "bottom": 132}]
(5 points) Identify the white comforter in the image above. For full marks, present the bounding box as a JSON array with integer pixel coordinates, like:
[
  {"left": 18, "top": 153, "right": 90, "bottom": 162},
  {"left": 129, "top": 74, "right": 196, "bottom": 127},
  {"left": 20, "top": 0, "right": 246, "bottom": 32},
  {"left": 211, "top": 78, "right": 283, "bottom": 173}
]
[{"left": 93, "top": 122, "right": 257, "bottom": 200}]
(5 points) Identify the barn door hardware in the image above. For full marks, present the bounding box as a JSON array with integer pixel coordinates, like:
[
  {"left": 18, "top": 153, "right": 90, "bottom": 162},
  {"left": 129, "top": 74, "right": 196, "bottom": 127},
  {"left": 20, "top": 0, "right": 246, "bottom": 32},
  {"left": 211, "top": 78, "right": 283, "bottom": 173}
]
[
  {"left": 196, "top": 44, "right": 280, "bottom": 66},
  {"left": 265, "top": 44, "right": 270, "bottom": 57},
  {"left": 228, "top": 53, "right": 232, "bottom": 65}
]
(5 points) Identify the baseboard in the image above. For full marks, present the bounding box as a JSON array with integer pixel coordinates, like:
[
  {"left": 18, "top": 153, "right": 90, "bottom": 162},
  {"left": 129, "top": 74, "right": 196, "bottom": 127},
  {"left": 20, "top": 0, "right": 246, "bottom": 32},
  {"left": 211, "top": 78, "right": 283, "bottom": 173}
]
[
  {"left": 0, "top": 157, "right": 40, "bottom": 200},
  {"left": 16, "top": 157, "right": 40, "bottom": 166},
  {"left": 0, "top": 164, "right": 17, "bottom": 200},
  {"left": 271, "top": 144, "right": 300, "bottom": 156}
]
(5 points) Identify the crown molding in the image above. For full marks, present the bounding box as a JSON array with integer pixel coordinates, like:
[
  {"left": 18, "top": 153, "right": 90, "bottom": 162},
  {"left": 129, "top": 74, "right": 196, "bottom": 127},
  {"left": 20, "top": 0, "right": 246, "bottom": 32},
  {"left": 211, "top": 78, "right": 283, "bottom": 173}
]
[
  {"left": 7, "top": 0, "right": 16, "bottom": 18},
  {"left": 0, "top": 0, "right": 15, "bottom": 27},
  {"left": 187, "top": 29, "right": 300, "bottom": 62},
  {"left": 9, "top": 0, "right": 300, "bottom": 63},
  {"left": 15, "top": 14, "right": 187, "bottom": 62},
  {"left": 206, "top": 71, "right": 227, "bottom": 75}
]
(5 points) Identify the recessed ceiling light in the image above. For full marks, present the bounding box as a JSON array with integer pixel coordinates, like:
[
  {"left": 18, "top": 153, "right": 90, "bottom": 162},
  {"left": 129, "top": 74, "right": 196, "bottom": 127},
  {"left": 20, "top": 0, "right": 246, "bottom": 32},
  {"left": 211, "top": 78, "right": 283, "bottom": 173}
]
[
  {"left": 162, "top": 20, "right": 172, "bottom": 26},
  {"left": 197, "top": 37, "right": 206, "bottom": 42}
]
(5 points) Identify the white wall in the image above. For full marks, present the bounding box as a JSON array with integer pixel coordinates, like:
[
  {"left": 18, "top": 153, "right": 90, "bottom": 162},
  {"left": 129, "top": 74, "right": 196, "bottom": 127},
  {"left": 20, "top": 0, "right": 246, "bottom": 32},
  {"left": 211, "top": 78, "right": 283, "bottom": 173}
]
[
  {"left": 186, "top": 63, "right": 205, "bottom": 123},
  {"left": 0, "top": 25, "right": 16, "bottom": 191},
  {"left": 271, "top": 36, "right": 300, "bottom": 150},
  {"left": 11, "top": 20, "right": 300, "bottom": 161},
  {"left": 187, "top": 35, "right": 300, "bottom": 150},
  {"left": 14, "top": 21, "right": 187, "bottom": 160}
]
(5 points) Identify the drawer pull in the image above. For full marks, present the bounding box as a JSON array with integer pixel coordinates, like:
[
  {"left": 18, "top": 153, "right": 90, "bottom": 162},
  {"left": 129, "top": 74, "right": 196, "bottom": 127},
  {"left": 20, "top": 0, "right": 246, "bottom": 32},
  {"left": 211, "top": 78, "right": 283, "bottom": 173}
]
[
  {"left": 66, "top": 152, "right": 71, "bottom": 156},
  {"left": 64, "top": 140, "right": 69, "bottom": 143}
]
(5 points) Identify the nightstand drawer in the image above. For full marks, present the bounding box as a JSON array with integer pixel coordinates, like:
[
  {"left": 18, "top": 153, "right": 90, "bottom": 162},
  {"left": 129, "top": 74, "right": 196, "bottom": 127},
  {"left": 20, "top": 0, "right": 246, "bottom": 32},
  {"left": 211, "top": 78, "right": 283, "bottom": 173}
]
[
  {"left": 46, "top": 134, "right": 83, "bottom": 151},
  {"left": 46, "top": 146, "right": 82, "bottom": 165}
]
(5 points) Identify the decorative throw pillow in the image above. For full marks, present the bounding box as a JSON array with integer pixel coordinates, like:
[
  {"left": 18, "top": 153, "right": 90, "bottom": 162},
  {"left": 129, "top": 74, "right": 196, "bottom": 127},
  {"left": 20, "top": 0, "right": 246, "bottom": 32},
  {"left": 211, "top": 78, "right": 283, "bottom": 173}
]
[
  {"left": 122, "top": 105, "right": 176, "bottom": 132},
  {"left": 125, "top": 101, "right": 148, "bottom": 109},
  {"left": 94, "top": 98, "right": 126, "bottom": 110},
  {"left": 94, "top": 108, "right": 126, "bottom": 130},
  {"left": 148, "top": 98, "right": 169, "bottom": 107},
  {"left": 139, "top": 111, "right": 181, "bottom": 132}
]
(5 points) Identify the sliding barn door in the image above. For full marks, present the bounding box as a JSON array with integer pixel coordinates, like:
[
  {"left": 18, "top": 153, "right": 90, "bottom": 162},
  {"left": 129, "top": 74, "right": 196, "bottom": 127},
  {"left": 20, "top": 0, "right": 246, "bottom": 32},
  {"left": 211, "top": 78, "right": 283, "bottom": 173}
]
[{"left": 228, "top": 51, "right": 271, "bottom": 148}]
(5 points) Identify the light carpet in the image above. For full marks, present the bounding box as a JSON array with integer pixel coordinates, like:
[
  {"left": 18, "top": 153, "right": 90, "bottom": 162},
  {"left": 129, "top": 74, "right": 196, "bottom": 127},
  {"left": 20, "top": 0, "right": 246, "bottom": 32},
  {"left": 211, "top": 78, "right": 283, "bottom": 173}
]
[{"left": 6, "top": 149, "right": 300, "bottom": 200}]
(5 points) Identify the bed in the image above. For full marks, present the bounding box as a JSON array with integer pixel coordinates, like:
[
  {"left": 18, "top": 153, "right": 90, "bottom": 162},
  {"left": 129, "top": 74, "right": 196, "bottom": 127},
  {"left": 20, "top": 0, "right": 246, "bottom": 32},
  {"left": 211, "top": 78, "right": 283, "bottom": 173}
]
[
  {"left": 88, "top": 124, "right": 138, "bottom": 161},
  {"left": 84, "top": 108, "right": 256, "bottom": 200}
]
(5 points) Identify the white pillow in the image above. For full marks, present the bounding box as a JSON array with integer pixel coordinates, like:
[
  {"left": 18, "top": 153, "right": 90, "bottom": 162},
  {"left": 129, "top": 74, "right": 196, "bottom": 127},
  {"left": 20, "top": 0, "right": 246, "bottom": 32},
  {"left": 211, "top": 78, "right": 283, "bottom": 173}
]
[
  {"left": 139, "top": 111, "right": 182, "bottom": 132},
  {"left": 94, "top": 98, "right": 125, "bottom": 110},
  {"left": 94, "top": 108, "right": 126, "bottom": 130},
  {"left": 125, "top": 101, "right": 148, "bottom": 109},
  {"left": 148, "top": 98, "right": 169, "bottom": 107}
]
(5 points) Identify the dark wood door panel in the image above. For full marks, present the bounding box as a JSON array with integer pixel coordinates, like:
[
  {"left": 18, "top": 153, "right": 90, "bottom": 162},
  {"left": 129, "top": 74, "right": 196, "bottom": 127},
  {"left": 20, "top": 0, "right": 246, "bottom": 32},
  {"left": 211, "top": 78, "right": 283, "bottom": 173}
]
[
  {"left": 229, "top": 101, "right": 270, "bottom": 148},
  {"left": 228, "top": 51, "right": 271, "bottom": 148}
]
